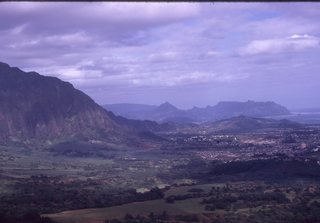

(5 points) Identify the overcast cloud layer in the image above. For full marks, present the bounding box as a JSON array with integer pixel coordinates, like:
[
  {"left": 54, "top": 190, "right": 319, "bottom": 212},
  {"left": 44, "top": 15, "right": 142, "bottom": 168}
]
[{"left": 1, "top": 2, "right": 320, "bottom": 109}]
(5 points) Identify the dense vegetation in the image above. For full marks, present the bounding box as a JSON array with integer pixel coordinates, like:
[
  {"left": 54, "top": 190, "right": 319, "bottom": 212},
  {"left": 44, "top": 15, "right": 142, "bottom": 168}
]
[
  {"left": 103, "top": 184, "right": 320, "bottom": 223},
  {"left": 0, "top": 176, "right": 164, "bottom": 216},
  {"left": 106, "top": 213, "right": 201, "bottom": 223},
  {"left": 0, "top": 211, "right": 53, "bottom": 223}
]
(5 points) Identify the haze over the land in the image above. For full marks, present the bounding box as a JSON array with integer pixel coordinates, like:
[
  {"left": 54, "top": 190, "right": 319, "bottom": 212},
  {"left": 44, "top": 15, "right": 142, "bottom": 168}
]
[{"left": 1, "top": 2, "right": 320, "bottom": 109}]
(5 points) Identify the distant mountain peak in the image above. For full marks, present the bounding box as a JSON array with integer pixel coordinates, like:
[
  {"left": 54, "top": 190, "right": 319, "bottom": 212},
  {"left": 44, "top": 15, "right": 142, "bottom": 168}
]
[
  {"left": 211, "top": 115, "right": 302, "bottom": 133},
  {"left": 104, "top": 100, "right": 291, "bottom": 123},
  {"left": 0, "top": 61, "right": 10, "bottom": 69},
  {"left": 160, "top": 101, "right": 174, "bottom": 106},
  {"left": 157, "top": 102, "right": 178, "bottom": 111},
  {"left": 212, "top": 100, "right": 290, "bottom": 117}
]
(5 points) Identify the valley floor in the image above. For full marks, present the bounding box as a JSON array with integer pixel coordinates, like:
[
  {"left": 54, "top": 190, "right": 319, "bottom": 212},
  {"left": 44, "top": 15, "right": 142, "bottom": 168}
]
[
  {"left": 46, "top": 182, "right": 320, "bottom": 223},
  {"left": 2, "top": 126, "right": 320, "bottom": 223}
]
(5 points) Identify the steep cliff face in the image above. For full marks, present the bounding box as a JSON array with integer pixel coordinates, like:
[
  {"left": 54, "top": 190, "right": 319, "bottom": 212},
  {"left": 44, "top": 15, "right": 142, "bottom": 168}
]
[{"left": 0, "top": 62, "right": 121, "bottom": 142}]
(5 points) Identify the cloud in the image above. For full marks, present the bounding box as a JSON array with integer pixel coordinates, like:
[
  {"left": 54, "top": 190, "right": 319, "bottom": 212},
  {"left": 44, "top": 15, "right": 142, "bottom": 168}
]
[
  {"left": 0, "top": 2, "right": 320, "bottom": 108},
  {"left": 238, "top": 34, "right": 320, "bottom": 56},
  {"left": 148, "top": 51, "right": 180, "bottom": 63},
  {"left": 130, "top": 71, "right": 214, "bottom": 87},
  {"left": 198, "top": 51, "right": 221, "bottom": 60},
  {"left": 0, "top": 3, "right": 200, "bottom": 38}
]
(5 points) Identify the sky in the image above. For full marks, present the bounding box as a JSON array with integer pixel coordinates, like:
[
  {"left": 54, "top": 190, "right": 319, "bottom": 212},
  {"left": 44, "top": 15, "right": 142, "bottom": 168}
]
[{"left": 0, "top": 2, "right": 320, "bottom": 110}]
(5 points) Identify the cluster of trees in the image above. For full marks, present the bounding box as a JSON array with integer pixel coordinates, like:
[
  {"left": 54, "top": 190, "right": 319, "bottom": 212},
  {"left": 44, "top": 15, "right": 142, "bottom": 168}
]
[
  {"left": 165, "top": 188, "right": 211, "bottom": 203},
  {"left": 0, "top": 177, "right": 164, "bottom": 215},
  {"left": 290, "top": 200, "right": 320, "bottom": 223},
  {"left": 0, "top": 211, "right": 53, "bottom": 223},
  {"left": 203, "top": 195, "right": 237, "bottom": 211},
  {"left": 165, "top": 194, "right": 194, "bottom": 203},
  {"left": 209, "top": 158, "right": 320, "bottom": 181},
  {"left": 238, "top": 191, "right": 289, "bottom": 204},
  {"left": 165, "top": 188, "right": 208, "bottom": 203},
  {"left": 202, "top": 191, "right": 289, "bottom": 211},
  {"left": 105, "top": 212, "right": 199, "bottom": 223},
  {"left": 105, "top": 212, "right": 169, "bottom": 223}
]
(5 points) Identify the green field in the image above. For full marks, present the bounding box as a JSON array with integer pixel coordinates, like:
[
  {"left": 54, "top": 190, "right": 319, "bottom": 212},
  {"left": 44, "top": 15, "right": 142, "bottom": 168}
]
[
  {"left": 46, "top": 199, "right": 184, "bottom": 223},
  {"left": 45, "top": 184, "right": 224, "bottom": 223}
]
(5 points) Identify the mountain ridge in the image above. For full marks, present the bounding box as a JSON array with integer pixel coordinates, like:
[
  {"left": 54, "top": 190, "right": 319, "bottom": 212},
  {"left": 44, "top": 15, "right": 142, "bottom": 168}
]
[
  {"left": 104, "top": 100, "right": 291, "bottom": 123},
  {"left": 205, "top": 115, "right": 303, "bottom": 133},
  {"left": 0, "top": 62, "right": 161, "bottom": 147}
]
